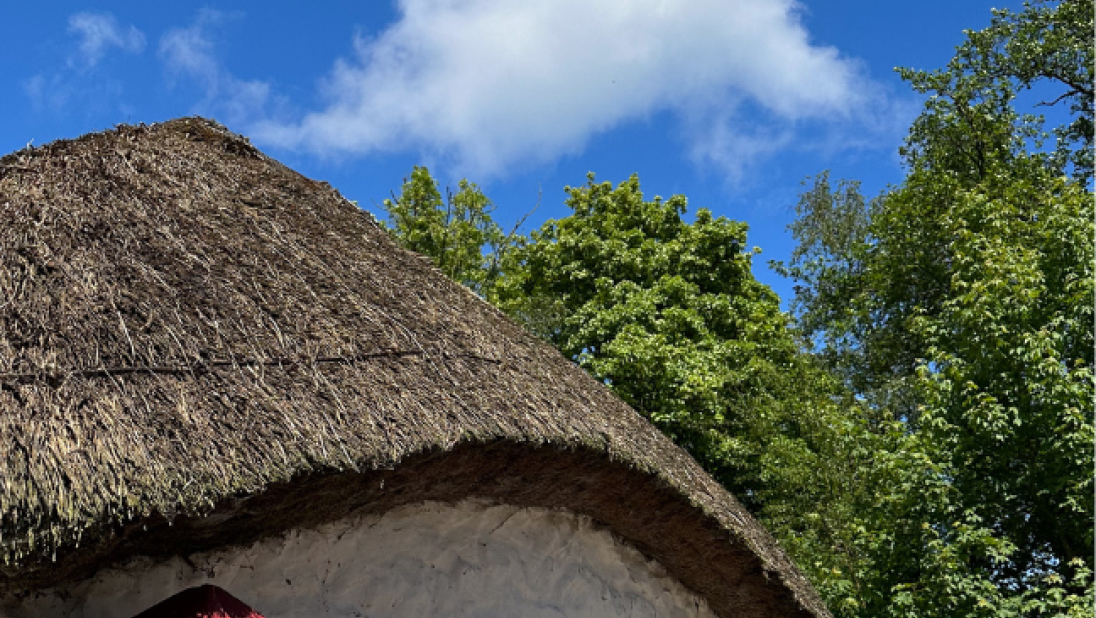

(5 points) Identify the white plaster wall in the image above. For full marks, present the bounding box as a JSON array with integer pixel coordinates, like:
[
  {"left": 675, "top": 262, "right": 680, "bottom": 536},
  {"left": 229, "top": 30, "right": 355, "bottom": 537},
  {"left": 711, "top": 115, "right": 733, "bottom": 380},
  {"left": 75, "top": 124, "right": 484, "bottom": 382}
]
[{"left": 4, "top": 501, "right": 717, "bottom": 618}]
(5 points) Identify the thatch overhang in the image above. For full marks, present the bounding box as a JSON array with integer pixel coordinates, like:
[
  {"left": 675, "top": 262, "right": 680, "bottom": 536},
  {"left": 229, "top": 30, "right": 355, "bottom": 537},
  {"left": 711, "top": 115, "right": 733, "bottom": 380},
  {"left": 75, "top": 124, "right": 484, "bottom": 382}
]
[{"left": 0, "top": 118, "right": 830, "bottom": 618}]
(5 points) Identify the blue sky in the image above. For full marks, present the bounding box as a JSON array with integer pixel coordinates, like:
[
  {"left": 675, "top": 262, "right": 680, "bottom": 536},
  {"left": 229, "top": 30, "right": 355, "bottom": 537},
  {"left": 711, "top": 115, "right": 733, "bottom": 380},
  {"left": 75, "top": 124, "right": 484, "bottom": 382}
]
[{"left": 3, "top": 0, "right": 1027, "bottom": 305}]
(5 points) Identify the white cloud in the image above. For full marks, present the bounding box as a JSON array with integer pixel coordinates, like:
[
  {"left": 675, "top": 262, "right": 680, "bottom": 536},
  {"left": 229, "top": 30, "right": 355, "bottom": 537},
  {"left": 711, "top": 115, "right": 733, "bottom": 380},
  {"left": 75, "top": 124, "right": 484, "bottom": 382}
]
[
  {"left": 684, "top": 106, "right": 796, "bottom": 182},
  {"left": 23, "top": 13, "right": 142, "bottom": 113},
  {"left": 158, "top": 11, "right": 271, "bottom": 124},
  {"left": 67, "top": 12, "right": 145, "bottom": 68},
  {"left": 254, "top": 0, "right": 880, "bottom": 177}
]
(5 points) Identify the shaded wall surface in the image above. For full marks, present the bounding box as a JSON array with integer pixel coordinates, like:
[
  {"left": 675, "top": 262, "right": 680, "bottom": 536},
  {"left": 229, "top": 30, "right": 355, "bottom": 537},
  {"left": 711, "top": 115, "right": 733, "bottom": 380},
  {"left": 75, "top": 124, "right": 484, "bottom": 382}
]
[{"left": 5, "top": 501, "right": 717, "bottom": 618}]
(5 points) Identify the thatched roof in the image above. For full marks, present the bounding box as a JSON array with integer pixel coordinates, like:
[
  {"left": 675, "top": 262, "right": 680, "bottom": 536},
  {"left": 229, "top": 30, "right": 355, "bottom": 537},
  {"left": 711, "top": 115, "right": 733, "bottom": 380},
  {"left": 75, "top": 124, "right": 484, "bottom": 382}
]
[{"left": 0, "top": 117, "right": 830, "bottom": 618}]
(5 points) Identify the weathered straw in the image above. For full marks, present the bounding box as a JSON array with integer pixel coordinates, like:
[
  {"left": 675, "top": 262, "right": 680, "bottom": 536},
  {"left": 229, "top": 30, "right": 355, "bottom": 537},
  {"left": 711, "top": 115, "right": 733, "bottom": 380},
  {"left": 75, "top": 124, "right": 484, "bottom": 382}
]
[{"left": 0, "top": 118, "right": 830, "bottom": 618}]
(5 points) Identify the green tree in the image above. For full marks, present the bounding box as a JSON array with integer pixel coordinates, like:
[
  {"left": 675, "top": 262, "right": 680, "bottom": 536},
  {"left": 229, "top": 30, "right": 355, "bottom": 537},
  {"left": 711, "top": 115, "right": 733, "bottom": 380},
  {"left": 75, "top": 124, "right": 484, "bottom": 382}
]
[
  {"left": 496, "top": 174, "right": 786, "bottom": 485},
  {"left": 772, "top": 173, "right": 910, "bottom": 416},
  {"left": 898, "top": 0, "right": 1092, "bottom": 181},
  {"left": 778, "top": 1, "right": 1095, "bottom": 615},
  {"left": 495, "top": 174, "right": 877, "bottom": 612},
  {"left": 381, "top": 166, "right": 513, "bottom": 296},
  {"left": 781, "top": 0, "right": 1092, "bottom": 409},
  {"left": 929, "top": 0, "right": 1093, "bottom": 178},
  {"left": 863, "top": 159, "right": 1092, "bottom": 618}
]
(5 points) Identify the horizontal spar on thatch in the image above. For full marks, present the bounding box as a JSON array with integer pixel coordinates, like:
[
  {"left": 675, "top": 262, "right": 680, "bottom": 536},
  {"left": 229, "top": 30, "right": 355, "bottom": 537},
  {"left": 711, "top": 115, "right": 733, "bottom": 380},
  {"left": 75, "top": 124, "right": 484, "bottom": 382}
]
[{"left": 0, "top": 351, "right": 502, "bottom": 386}]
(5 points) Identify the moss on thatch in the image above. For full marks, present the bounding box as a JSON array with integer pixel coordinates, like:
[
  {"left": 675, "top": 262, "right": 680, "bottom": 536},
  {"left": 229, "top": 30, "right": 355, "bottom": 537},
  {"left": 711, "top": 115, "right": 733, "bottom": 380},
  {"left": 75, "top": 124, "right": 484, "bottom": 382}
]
[{"left": 0, "top": 118, "right": 830, "bottom": 618}]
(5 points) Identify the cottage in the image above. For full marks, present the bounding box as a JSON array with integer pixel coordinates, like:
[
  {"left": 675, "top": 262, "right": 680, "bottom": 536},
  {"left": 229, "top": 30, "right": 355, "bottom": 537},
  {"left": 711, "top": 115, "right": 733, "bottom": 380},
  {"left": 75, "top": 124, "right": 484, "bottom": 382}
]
[{"left": 0, "top": 118, "right": 829, "bottom": 618}]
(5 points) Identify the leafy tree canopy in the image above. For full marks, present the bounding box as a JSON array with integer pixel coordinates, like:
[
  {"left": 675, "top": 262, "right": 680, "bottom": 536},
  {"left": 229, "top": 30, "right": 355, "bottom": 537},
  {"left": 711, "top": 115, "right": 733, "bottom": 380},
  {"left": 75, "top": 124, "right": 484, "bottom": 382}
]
[
  {"left": 496, "top": 174, "right": 863, "bottom": 529},
  {"left": 776, "top": 1, "right": 1094, "bottom": 615},
  {"left": 899, "top": 0, "right": 1093, "bottom": 180},
  {"left": 381, "top": 166, "right": 511, "bottom": 296},
  {"left": 383, "top": 169, "right": 878, "bottom": 613},
  {"left": 377, "top": 4, "right": 1094, "bottom": 617}
]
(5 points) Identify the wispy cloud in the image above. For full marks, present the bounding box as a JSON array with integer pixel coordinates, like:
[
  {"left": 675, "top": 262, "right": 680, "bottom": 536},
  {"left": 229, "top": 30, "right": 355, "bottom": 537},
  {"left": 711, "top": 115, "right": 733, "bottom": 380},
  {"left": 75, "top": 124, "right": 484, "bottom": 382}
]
[
  {"left": 67, "top": 12, "right": 145, "bottom": 69},
  {"left": 158, "top": 10, "right": 272, "bottom": 124},
  {"left": 684, "top": 105, "right": 796, "bottom": 182},
  {"left": 23, "top": 74, "right": 66, "bottom": 112},
  {"left": 24, "top": 12, "right": 144, "bottom": 113},
  {"left": 254, "top": 0, "right": 886, "bottom": 178}
]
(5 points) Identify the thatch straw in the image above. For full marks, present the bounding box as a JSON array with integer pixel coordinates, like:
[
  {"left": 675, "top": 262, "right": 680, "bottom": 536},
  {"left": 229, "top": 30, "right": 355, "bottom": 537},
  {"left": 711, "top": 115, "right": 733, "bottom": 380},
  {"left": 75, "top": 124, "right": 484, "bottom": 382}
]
[{"left": 0, "top": 118, "right": 830, "bottom": 618}]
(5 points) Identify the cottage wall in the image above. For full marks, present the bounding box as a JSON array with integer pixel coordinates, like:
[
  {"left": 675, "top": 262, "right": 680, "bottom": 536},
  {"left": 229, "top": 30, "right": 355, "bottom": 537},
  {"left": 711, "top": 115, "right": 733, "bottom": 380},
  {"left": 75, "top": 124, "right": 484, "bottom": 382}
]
[{"left": 5, "top": 501, "right": 717, "bottom": 618}]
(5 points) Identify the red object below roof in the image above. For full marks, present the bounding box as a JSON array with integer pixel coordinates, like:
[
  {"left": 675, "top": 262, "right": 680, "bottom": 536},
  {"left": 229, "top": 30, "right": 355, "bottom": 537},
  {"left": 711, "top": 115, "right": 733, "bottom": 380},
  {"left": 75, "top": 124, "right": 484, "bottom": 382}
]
[{"left": 129, "top": 584, "right": 265, "bottom": 618}]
